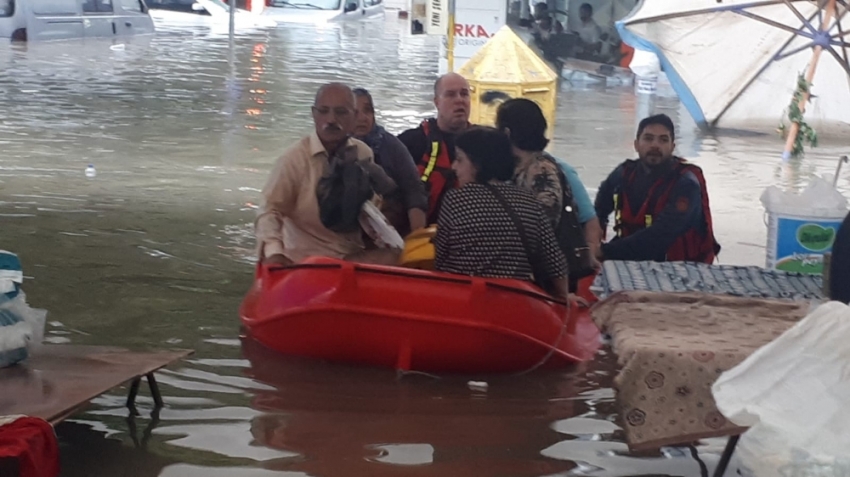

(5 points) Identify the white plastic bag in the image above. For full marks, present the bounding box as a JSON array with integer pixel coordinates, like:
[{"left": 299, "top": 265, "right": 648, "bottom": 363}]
[
  {"left": 760, "top": 174, "right": 848, "bottom": 218},
  {"left": 628, "top": 48, "right": 661, "bottom": 78},
  {"left": 360, "top": 201, "right": 404, "bottom": 249},
  {"left": 0, "top": 291, "right": 47, "bottom": 353},
  {"left": 0, "top": 250, "right": 47, "bottom": 366},
  {"left": 712, "top": 301, "right": 850, "bottom": 476},
  {"left": 9, "top": 291, "right": 47, "bottom": 349}
]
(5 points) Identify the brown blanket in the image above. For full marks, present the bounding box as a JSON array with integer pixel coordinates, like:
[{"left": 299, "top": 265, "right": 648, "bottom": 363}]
[{"left": 591, "top": 291, "right": 809, "bottom": 450}]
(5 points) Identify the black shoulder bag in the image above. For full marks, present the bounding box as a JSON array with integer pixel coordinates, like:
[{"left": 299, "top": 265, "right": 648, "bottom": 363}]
[{"left": 539, "top": 154, "right": 595, "bottom": 286}]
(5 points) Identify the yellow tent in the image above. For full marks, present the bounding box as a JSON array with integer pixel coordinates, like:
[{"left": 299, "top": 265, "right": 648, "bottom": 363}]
[{"left": 457, "top": 26, "right": 558, "bottom": 137}]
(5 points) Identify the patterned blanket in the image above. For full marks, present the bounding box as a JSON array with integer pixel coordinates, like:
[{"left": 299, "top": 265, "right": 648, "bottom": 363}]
[{"left": 591, "top": 291, "right": 810, "bottom": 450}]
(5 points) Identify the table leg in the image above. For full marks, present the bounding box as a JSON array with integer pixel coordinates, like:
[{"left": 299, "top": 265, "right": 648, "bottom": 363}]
[
  {"left": 146, "top": 373, "right": 163, "bottom": 408},
  {"left": 126, "top": 377, "right": 142, "bottom": 414},
  {"left": 713, "top": 434, "right": 741, "bottom": 477}
]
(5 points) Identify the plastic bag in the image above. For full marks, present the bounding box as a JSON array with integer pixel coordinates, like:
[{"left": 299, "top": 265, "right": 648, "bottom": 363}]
[
  {"left": 360, "top": 201, "right": 404, "bottom": 249},
  {"left": 712, "top": 301, "right": 850, "bottom": 476},
  {"left": 628, "top": 48, "right": 661, "bottom": 78},
  {"left": 0, "top": 292, "right": 48, "bottom": 367},
  {"left": 760, "top": 174, "right": 848, "bottom": 218}
]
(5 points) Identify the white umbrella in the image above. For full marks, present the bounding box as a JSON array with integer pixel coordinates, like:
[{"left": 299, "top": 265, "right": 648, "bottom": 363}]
[{"left": 617, "top": 0, "right": 850, "bottom": 158}]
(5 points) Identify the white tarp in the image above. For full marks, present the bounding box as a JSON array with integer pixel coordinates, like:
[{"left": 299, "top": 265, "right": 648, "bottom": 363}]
[
  {"left": 712, "top": 301, "right": 850, "bottom": 476},
  {"left": 617, "top": 0, "right": 850, "bottom": 134}
]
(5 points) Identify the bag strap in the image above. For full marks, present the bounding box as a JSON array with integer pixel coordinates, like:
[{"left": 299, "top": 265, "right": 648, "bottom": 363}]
[{"left": 482, "top": 183, "right": 538, "bottom": 272}]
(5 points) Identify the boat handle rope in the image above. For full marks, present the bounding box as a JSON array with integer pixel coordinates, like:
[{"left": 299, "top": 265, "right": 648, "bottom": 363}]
[{"left": 512, "top": 277, "right": 575, "bottom": 377}]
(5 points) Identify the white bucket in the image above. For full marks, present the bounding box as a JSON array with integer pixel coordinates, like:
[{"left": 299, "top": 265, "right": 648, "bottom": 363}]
[
  {"left": 765, "top": 211, "right": 845, "bottom": 274},
  {"left": 761, "top": 175, "right": 848, "bottom": 274}
]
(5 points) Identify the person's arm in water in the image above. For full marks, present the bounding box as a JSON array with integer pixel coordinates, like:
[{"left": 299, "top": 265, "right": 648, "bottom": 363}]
[{"left": 599, "top": 173, "right": 702, "bottom": 261}]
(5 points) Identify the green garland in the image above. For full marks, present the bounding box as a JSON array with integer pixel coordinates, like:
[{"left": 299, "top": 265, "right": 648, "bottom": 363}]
[{"left": 778, "top": 73, "right": 818, "bottom": 157}]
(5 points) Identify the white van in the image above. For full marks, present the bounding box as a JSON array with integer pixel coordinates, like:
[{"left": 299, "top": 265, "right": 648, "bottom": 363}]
[
  {"left": 148, "top": 0, "right": 277, "bottom": 30},
  {"left": 0, "top": 0, "right": 155, "bottom": 41},
  {"left": 148, "top": 0, "right": 276, "bottom": 30},
  {"left": 260, "top": 0, "right": 384, "bottom": 25}
]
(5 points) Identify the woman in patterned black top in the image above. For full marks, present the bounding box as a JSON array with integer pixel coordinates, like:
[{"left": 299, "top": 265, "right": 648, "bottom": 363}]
[{"left": 433, "top": 126, "right": 570, "bottom": 299}]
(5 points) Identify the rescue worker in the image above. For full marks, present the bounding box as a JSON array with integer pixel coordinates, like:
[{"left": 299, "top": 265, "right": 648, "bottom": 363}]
[
  {"left": 397, "top": 72, "right": 471, "bottom": 225},
  {"left": 594, "top": 114, "right": 721, "bottom": 263}
]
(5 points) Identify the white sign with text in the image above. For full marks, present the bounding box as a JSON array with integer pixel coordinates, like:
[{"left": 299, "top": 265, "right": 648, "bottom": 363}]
[{"left": 450, "top": 0, "right": 506, "bottom": 69}]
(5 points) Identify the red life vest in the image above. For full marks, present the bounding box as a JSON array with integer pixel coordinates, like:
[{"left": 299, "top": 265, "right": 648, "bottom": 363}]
[
  {"left": 614, "top": 158, "right": 721, "bottom": 263},
  {"left": 416, "top": 119, "right": 456, "bottom": 224}
]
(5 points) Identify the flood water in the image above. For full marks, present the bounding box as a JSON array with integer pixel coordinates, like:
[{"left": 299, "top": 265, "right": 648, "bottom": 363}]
[{"left": 1, "top": 16, "right": 848, "bottom": 477}]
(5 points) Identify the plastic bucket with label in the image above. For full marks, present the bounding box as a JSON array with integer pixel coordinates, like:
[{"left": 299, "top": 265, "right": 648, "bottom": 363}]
[{"left": 764, "top": 211, "right": 844, "bottom": 274}]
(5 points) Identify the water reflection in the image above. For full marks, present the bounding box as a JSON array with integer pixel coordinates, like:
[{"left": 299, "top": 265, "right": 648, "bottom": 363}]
[
  {"left": 158, "top": 464, "right": 309, "bottom": 477},
  {"left": 242, "top": 338, "right": 584, "bottom": 476},
  {"left": 0, "top": 14, "right": 846, "bottom": 477},
  {"left": 366, "top": 443, "right": 435, "bottom": 465}
]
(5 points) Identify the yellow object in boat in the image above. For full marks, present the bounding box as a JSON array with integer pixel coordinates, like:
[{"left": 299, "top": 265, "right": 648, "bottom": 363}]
[{"left": 400, "top": 226, "right": 436, "bottom": 270}]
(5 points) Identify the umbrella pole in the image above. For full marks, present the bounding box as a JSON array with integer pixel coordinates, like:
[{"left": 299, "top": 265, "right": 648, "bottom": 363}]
[{"left": 782, "top": 0, "right": 837, "bottom": 160}]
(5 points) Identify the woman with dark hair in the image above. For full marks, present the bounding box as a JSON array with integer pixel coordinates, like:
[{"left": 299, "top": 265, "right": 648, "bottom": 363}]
[
  {"left": 496, "top": 98, "right": 603, "bottom": 268},
  {"left": 352, "top": 88, "right": 428, "bottom": 236},
  {"left": 433, "top": 126, "right": 571, "bottom": 299}
]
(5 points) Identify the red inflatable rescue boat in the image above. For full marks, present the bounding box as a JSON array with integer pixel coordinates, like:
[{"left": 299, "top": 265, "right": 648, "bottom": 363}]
[{"left": 240, "top": 257, "right": 601, "bottom": 374}]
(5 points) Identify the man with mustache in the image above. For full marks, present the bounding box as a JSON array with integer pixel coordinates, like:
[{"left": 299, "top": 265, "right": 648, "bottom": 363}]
[
  {"left": 255, "top": 82, "right": 397, "bottom": 267},
  {"left": 398, "top": 72, "right": 471, "bottom": 225},
  {"left": 593, "top": 114, "right": 720, "bottom": 263}
]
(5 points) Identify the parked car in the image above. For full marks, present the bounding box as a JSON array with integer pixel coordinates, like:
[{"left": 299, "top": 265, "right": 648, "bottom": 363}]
[
  {"left": 0, "top": 0, "right": 155, "bottom": 41},
  {"left": 260, "top": 0, "right": 383, "bottom": 24},
  {"left": 148, "top": 0, "right": 277, "bottom": 30}
]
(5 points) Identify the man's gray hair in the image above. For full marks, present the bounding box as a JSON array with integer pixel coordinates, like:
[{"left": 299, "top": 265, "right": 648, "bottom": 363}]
[{"left": 314, "top": 82, "right": 356, "bottom": 107}]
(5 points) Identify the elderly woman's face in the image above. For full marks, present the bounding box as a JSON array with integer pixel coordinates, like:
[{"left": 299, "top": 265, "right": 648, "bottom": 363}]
[
  {"left": 354, "top": 95, "right": 375, "bottom": 138},
  {"left": 452, "top": 148, "right": 477, "bottom": 187}
]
